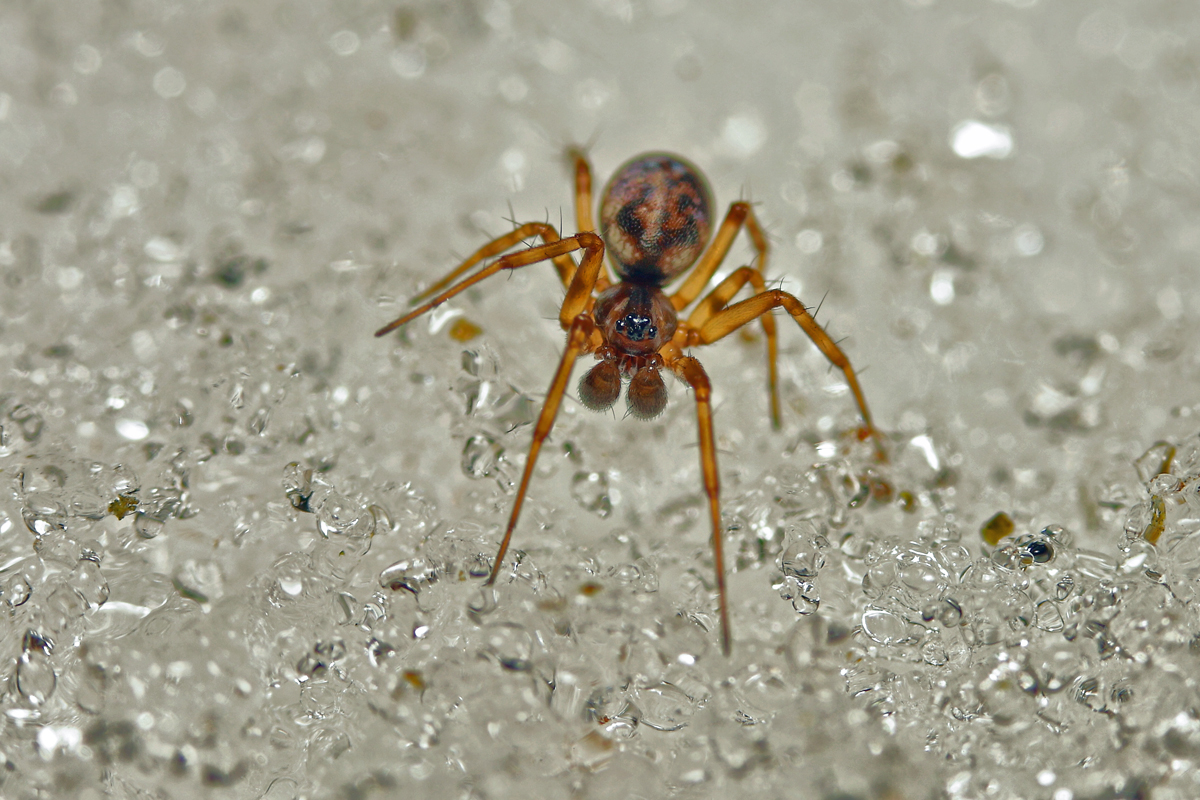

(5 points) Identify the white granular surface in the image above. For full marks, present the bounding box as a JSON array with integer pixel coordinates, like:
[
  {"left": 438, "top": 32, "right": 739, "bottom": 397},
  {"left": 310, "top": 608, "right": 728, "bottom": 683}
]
[{"left": 1, "top": 2, "right": 1198, "bottom": 798}]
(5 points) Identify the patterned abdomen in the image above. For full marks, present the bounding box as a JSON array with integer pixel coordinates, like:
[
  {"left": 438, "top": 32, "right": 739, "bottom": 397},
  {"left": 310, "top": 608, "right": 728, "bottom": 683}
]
[{"left": 599, "top": 153, "right": 713, "bottom": 286}]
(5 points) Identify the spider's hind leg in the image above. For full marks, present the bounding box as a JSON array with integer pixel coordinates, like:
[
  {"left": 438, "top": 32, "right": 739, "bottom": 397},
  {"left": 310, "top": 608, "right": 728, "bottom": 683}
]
[
  {"left": 695, "top": 289, "right": 885, "bottom": 459},
  {"left": 669, "top": 200, "right": 769, "bottom": 311}
]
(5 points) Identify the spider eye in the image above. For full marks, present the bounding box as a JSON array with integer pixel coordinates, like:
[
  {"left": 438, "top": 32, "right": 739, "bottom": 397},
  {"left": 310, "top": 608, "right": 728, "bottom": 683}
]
[{"left": 615, "top": 314, "right": 657, "bottom": 342}]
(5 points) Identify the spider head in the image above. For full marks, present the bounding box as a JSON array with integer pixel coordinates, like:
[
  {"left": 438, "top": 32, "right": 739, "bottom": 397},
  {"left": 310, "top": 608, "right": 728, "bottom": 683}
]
[
  {"left": 593, "top": 284, "right": 678, "bottom": 356},
  {"left": 614, "top": 313, "right": 656, "bottom": 342}
]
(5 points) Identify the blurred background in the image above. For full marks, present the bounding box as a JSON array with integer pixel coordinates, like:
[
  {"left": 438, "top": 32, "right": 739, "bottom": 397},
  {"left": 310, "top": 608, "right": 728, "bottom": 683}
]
[{"left": 2, "top": 0, "right": 1199, "bottom": 797}]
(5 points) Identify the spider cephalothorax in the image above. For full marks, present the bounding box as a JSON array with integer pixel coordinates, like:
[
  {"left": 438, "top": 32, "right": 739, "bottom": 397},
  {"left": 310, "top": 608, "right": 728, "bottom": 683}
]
[{"left": 376, "top": 151, "right": 883, "bottom": 654}]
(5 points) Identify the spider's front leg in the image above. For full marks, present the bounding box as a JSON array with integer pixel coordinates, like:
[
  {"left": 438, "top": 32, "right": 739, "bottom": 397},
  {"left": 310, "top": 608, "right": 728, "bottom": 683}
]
[
  {"left": 375, "top": 232, "right": 606, "bottom": 337},
  {"left": 411, "top": 222, "right": 579, "bottom": 304},
  {"left": 485, "top": 312, "right": 600, "bottom": 586},
  {"left": 425, "top": 233, "right": 609, "bottom": 584},
  {"left": 667, "top": 353, "right": 732, "bottom": 656}
]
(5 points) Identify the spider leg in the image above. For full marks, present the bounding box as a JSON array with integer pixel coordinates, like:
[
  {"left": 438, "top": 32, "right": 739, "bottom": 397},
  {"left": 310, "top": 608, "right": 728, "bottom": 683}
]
[
  {"left": 569, "top": 149, "right": 615, "bottom": 293},
  {"left": 669, "top": 201, "right": 768, "bottom": 311},
  {"left": 375, "top": 232, "right": 605, "bottom": 337},
  {"left": 408, "top": 222, "right": 581, "bottom": 305},
  {"left": 696, "top": 289, "right": 885, "bottom": 458},
  {"left": 668, "top": 354, "right": 732, "bottom": 656},
  {"left": 684, "top": 265, "right": 781, "bottom": 429},
  {"left": 487, "top": 313, "right": 598, "bottom": 585}
]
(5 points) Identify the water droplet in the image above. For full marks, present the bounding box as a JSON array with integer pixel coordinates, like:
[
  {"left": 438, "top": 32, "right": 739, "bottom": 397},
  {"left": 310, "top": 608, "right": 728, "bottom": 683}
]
[
  {"left": 152, "top": 66, "right": 186, "bottom": 99},
  {"left": 329, "top": 29, "right": 360, "bottom": 56},
  {"left": 570, "top": 471, "right": 613, "bottom": 517},
  {"left": 899, "top": 559, "right": 942, "bottom": 595},
  {"left": 840, "top": 530, "right": 875, "bottom": 559},
  {"left": 780, "top": 530, "right": 827, "bottom": 578},
  {"left": 1023, "top": 538, "right": 1054, "bottom": 564},
  {"left": 461, "top": 434, "right": 504, "bottom": 480},
  {"left": 115, "top": 419, "right": 149, "bottom": 441},
  {"left": 1014, "top": 224, "right": 1044, "bottom": 256},
  {"left": 133, "top": 511, "right": 165, "bottom": 539},
  {"left": 22, "top": 492, "right": 68, "bottom": 536},
  {"left": 467, "top": 586, "right": 499, "bottom": 620},
  {"left": 17, "top": 633, "right": 56, "bottom": 704},
  {"left": 1034, "top": 599, "right": 1064, "bottom": 632},
  {"left": 269, "top": 553, "right": 315, "bottom": 605},
  {"left": 248, "top": 407, "right": 270, "bottom": 436},
  {"left": 937, "top": 598, "right": 964, "bottom": 627},
  {"left": 637, "top": 682, "right": 695, "bottom": 731},
  {"left": 778, "top": 576, "right": 820, "bottom": 615},
  {"left": 482, "top": 622, "right": 533, "bottom": 672},
  {"left": 10, "top": 404, "right": 44, "bottom": 442},
  {"left": 6, "top": 573, "right": 32, "bottom": 607},
  {"left": 296, "top": 653, "right": 327, "bottom": 682},
  {"left": 308, "top": 727, "right": 351, "bottom": 761},
  {"left": 70, "top": 556, "right": 109, "bottom": 609},
  {"left": 390, "top": 45, "right": 426, "bottom": 79},
  {"left": 862, "top": 561, "right": 895, "bottom": 600},
  {"left": 861, "top": 608, "right": 913, "bottom": 645},
  {"left": 282, "top": 462, "right": 313, "bottom": 512},
  {"left": 315, "top": 493, "right": 373, "bottom": 540},
  {"left": 920, "top": 635, "right": 949, "bottom": 666},
  {"left": 950, "top": 119, "right": 1014, "bottom": 159},
  {"left": 1134, "top": 440, "right": 1175, "bottom": 483},
  {"left": 720, "top": 111, "right": 767, "bottom": 158},
  {"left": 380, "top": 558, "right": 439, "bottom": 595}
]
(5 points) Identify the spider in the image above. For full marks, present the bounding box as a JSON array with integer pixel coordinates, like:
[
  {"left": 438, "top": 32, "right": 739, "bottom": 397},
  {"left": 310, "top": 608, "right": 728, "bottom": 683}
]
[{"left": 376, "top": 151, "right": 882, "bottom": 654}]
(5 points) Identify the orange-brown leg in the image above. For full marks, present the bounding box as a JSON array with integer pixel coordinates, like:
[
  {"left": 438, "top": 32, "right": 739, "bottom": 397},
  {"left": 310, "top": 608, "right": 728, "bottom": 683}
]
[
  {"left": 669, "top": 201, "right": 768, "bottom": 312},
  {"left": 409, "top": 222, "right": 581, "bottom": 305},
  {"left": 487, "top": 313, "right": 598, "bottom": 585},
  {"left": 669, "top": 354, "right": 731, "bottom": 655},
  {"left": 375, "top": 232, "right": 606, "bottom": 337},
  {"left": 696, "top": 289, "right": 884, "bottom": 458},
  {"left": 685, "top": 266, "right": 781, "bottom": 428},
  {"left": 569, "top": 149, "right": 614, "bottom": 294}
]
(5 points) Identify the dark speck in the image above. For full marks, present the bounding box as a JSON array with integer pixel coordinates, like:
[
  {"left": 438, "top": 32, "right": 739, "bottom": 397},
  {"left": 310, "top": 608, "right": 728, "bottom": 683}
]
[
  {"left": 213, "top": 256, "right": 267, "bottom": 288},
  {"left": 1026, "top": 540, "right": 1053, "bottom": 563},
  {"left": 34, "top": 191, "right": 74, "bottom": 214},
  {"left": 214, "top": 257, "right": 247, "bottom": 287}
]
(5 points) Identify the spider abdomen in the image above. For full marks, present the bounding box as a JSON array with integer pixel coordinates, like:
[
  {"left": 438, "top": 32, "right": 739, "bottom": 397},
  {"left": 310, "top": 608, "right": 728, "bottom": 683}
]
[{"left": 599, "top": 153, "right": 713, "bottom": 286}]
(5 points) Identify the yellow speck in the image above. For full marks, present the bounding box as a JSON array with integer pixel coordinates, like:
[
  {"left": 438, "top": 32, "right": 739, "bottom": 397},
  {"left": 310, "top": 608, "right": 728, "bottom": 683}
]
[
  {"left": 449, "top": 318, "right": 482, "bottom": 342},
  {"left": 980, "top": 511, "right": 1014, "bottom": 546},
  {"left": 1144, "top": 495, "right": 1166, "bottom": 545},
  {"left": 108, "top": 495, "right": 139, "bottom": 520}
]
